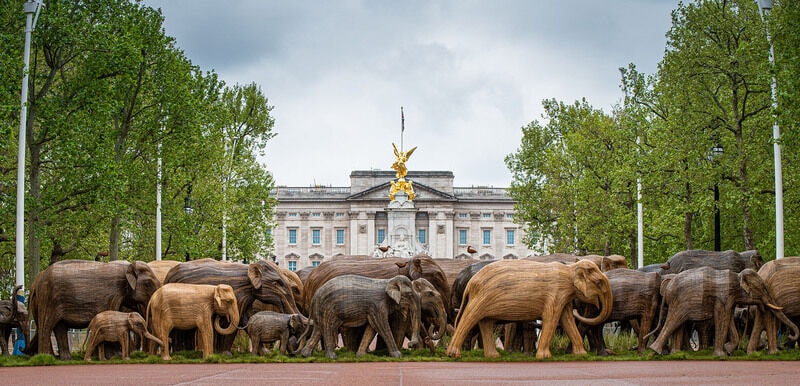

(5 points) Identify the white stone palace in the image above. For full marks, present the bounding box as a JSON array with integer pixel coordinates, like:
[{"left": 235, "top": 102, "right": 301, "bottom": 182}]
[{"left": 270, "top": 170, "right": 544, "bottom": 271}]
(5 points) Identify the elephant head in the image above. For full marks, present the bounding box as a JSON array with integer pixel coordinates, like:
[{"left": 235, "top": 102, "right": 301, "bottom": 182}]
[
  {"left": 127, "top": 312, "right": 163, "bottom": 347},
  {"left": 248, "top": 260, "right": 300, "bottom": 316},
  {"left": 737, "top": 268, "right": 799, "bottom": 341},
  {"left": 396, "top": 255, "right": 452, "bottom": 320},
  {"left": 411, "top": 278, "right": 447, "bottom": 341},
  {"left": 570, "top": 260, "right": 613, "bottom": 325},
  {"left": 213, "top": 284, "right": 241, "bottom": 335},
  {"left": 387, "top": 276, "right": 421, "bottom": 348},
  {"left": 125, "top": 261, "right": 162, "bottom": 315}
]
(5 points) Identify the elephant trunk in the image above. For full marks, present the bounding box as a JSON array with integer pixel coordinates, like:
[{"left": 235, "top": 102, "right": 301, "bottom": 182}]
[
  {"left": 214, "top": 300, "right": 241, "bottom": 335},
  {"left": 572, "top": 278, "right": 613, "bottom": 326},
  {"left": 429, "top": 304, "right": 448, "bottom": 341},
  {"left": 407, "top": 298, "right": 422, "bottom": 348},
  {"left": 143, "top": 330, "right": 164, "bottom": 347},
  {"left": 770, "top": 306, "right": 800, "bottom": 341}
]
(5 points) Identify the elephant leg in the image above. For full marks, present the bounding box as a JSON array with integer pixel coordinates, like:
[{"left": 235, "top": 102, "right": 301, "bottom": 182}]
[
  {"left": 322, "top": 322, "right": 341, "bottom": 359},
  {"left": 536, "top": 317, "right": 558, "bottom": 359},
  {"left": 84, "top": 333, "right": 98, "bottom": 361},
  {"left": 638, "top": 315, "right": 654, "bottom": 355},
  {"left": 356, "top": 324, "right": 375, "bottom": 356},
  {"left": 159, "top": 326, "right": 172, "bottom": 361},
  {"left": 650, "top": 316, "right": 681, "bottom": 355},
  {"left": 522, "top": 321, "right": 538, "bottom": 356},
  {"left": 724, "top": 314, "right": 739, "bottom": 355},
  {"left": 747, "top": 309, "right": 764, "bottom": 354},
  {"left": 120, "top": 331, "right": 130, "bottom": 360},
  {"left": 197, "top": 323, "right": 213, "bottom": 359},
  {"left": 279, "top": 331, "right": 290, "bottom": 356},
  {"left": 53, "top": 324, "right": 72, "bottom": 360},
  {"left": 478, "top": 319, "right": 499, "bottom": 358},
  {"left": 764, "top": 312, "right": 779, "bottom": 354},
  {"left": 560, "top": 308, "right": 587, "bottom": 356},
  {"left": 368, "top": 314, "right": 401, "bottom": 358}
]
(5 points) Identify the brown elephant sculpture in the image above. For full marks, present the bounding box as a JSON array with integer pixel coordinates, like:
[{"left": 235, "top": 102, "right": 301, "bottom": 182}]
[
  {"left": 747, "top": 257, "right": 800, "bottom": 354},
  {"left": 27, "top": 260, "right": 160, "bottom": 360},
  {"left": 446, "top": 259, "right": 613, "bottom": 359},
  {"left": 84, "top": 311, "right": 163, "bottom": 361},
  {"left": 146, "top": 283, "right": 240, "bottom": 360},
  {"left": 0, "top": 285, "right": 28, "bottom": 355},
  {"left": 648, "top": 266, "right": 799, "bottom": 356}
]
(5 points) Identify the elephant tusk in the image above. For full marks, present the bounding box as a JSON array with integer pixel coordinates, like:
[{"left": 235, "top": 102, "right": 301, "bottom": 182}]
[{"left": 767, "top": 303, "right": 784, "bottom": 310}]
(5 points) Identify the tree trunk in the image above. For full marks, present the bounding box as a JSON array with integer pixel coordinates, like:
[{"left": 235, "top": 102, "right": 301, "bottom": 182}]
[
  {"left": 684, "top": 211, "right": 693, "bottom": 250},
  {"left": 109, "top": 216, "right": 121, "bottom": 261}
]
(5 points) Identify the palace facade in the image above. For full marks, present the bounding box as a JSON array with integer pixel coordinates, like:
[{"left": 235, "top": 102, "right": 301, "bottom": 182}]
[{"left": 270, "top": 170, "right": 543, "bottom": 271}]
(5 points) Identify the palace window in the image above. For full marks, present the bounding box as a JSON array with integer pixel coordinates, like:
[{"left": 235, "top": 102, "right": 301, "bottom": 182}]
[
  {"left": 377, "top": 229, "right": 386, "bottom": 244},
  {"left": 288, "top": 261, "right": 297, "bottom": 271},
  {"left": 506, "top": 229, "right": 515, "bottom": 245},
  {"left": 336, "top": 229, "right": 345, "bottom": 245},
  {"left": 418, "top": 229, "right": 427, "bottom": 244},
  {"left": 458, "top": 229, "right": 467, "bottom": 245},
  {"left": 288, "top": 229, "right": 297, "bottom": 245},
  {"left": 483, "top": 229, "right": 491, "bottom": 245},
  {"left": 312, "top": 229, "right": 321, "bottom": 245}
]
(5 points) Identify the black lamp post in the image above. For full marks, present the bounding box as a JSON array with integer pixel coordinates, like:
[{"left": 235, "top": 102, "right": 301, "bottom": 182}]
[{"left": 711, "top": 144, "right": 723, "bottom": 251}]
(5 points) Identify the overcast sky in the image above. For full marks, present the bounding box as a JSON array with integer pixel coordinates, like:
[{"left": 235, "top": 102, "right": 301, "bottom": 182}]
[{"left": 143, "top": 0, "right": 681, "bottom": 188}]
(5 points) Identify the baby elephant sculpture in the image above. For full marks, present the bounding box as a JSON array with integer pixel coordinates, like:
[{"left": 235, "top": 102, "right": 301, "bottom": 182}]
[
  {"left": 84, "top": 311, "right": 163, "bottom": 361},
  {"left": 245, "top": 311, "right": 309, "bottom": 355}
]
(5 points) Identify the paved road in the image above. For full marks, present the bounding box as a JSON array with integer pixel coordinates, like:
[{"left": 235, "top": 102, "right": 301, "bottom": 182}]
[{"left": 2, "top": 361, "right": 797, "bottom": 385}]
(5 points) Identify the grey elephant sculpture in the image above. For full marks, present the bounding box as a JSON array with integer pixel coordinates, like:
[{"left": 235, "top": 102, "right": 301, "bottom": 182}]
[
  {"left": 0, "top": 285, "right": 28, "bottom": 355},
  {"left": 146, "top": 283, "right": 240, "bottom": 360},
  {"left": 300, "top": 275, "right": 421, "bottom": 359},
  {"left": 84, "top": 311, "right": 163, "bottom": 361},
  {"left": 648, "top": 266, "right": 799, "bottom": 356},
  {"left": 27, "top": 260, "right": 160, "bottom": 360},
  {"left": 245, "top": 311, "right": 309, "bottom": 356}
]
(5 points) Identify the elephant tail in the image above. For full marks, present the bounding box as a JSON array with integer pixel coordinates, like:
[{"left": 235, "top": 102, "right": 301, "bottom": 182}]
[{"left": 644, "top": 293, "right": 666, "bottom": 340}]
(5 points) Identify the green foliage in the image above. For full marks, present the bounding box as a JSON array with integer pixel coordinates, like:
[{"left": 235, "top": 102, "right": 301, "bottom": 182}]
[
  {"left": 507, "top": 0, "right": 799, "bottom": 265},
  {"left": 0, "top": 0, "right": 277, "bottom": 287}
]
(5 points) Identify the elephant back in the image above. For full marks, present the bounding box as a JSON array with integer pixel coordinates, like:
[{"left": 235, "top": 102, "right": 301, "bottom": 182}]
[
  {"left": 659, "top": 249, "right": 763, "bottom": 275},
  {"left": 759, "top": 257, "right": 800, "bottom": 317},
  {"left": 432, "top": 258, "right": 480, "bottom": 289}
]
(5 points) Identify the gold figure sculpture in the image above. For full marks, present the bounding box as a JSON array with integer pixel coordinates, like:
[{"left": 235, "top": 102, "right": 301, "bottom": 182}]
[{"left": 390, "top": 143, "right": 417, "bottom": 201}]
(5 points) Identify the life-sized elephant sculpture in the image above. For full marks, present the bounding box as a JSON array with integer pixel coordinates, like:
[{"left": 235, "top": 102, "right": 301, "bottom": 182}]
[
  {"left": 446, "top": 259, "right": 613, "bottom": 359},
  {"left": 146, "top": 283, "right": 240, "bottom": 360},
  {"left": 747, "top": 257, "right": 800, "bottom": 354},
  {"left": 300, "top": 275, "right": 421, "bottom": 359},
  {"left": 27, "top": 260, "right": 160, "bottom": 360},
  {"left": 583, "top": 268, "right": 662, "bottom": 355},
  {"left": 245, "top": 311, "right": 309, "bottom": 356},
  {"left": 659, "top": 249, "right": 763, "bottom": 275},
  {"left": 84, "top": 311, "right": 163, "bottom": 361},
  {"left": 163, "top": 258, "right": 299, "bottom": 353},
  {"left": 649, "top": 266, "right": 799, "bottom": 356},
  {"left": 0, "top": 285, "right": 28, "bottom": 355}
]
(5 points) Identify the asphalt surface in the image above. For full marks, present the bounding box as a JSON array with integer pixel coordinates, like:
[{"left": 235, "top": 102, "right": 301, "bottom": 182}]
[{"left": 2, "top": 361, "right": 798, "bottom": 385}]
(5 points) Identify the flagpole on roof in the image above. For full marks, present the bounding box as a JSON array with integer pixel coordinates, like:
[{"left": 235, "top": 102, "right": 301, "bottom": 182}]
[{"left": 400, "top": 106, "right": 405, "bottom": 152}]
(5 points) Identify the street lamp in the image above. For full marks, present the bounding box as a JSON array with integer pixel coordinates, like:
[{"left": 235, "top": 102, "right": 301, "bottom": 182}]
[
  {"left": 711, "top": 144, "right": 724, "bottom": 251},
  {"left": 16, "top": 0, "right": 44, "bottom": 289},
  {"left": 755, "top": 0, "right": 784, "bottom": 259}
]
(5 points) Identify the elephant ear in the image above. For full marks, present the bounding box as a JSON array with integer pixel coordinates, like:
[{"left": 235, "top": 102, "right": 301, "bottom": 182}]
[
  {"left": 126, "top": 264, "right": 138, "bottom": 291},
  {"left": 289, "top": 314, "right": 301, "bottom": 332},
  {"left": 214, "top": 286, "right": 225, "bottom": 309},
  {"left": 409, "top": 257, "right": 424, "bottom": 280},
  {"left": 738, "top": 269, "right": 762, "bottom": 296},
  {"left": 248, "top": 263, "right": 263, "bottom": 289},
  {"left": 386, "top": 278, "right": 403, "bottom": 304},
  {"left": 572, "top": 265, "right": 591, "bottom": 299}
]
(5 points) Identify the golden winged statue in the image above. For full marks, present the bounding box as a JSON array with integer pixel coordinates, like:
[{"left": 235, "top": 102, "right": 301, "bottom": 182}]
[{"left": 389, "top": 143, "right": 417, "bottom": 201}]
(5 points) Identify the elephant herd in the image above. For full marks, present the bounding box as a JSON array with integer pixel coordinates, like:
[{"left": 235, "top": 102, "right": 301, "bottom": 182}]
[{"left": 4, "top": 249, "right": 800, "bottom": 361}]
